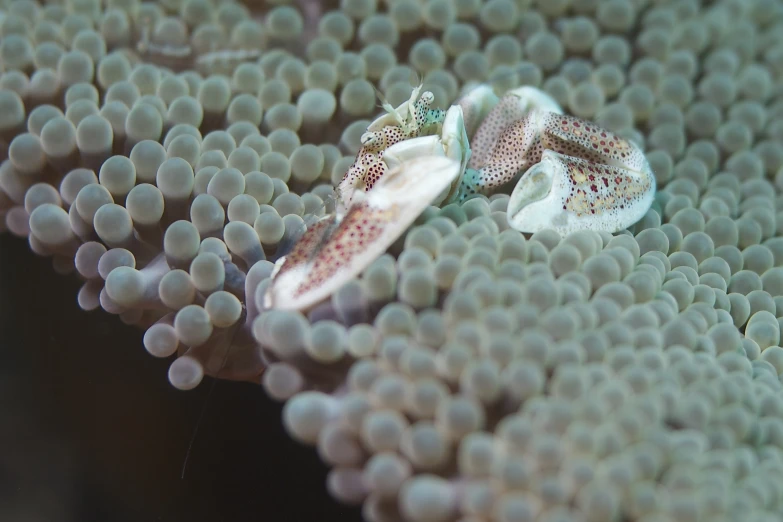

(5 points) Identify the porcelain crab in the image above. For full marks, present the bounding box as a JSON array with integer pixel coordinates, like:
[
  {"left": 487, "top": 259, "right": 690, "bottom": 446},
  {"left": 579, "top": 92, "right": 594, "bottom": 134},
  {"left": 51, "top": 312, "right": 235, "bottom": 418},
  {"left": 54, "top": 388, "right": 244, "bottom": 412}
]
[{"left": 264, "top": 84, "right": 656, "bottom": 311}]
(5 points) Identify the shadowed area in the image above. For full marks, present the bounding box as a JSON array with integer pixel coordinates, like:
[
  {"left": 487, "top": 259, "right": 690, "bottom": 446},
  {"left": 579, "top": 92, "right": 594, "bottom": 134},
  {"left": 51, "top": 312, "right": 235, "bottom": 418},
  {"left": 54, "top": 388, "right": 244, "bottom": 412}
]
[{"left": 0, "top": 234, "right": 361, "bottom": 522}]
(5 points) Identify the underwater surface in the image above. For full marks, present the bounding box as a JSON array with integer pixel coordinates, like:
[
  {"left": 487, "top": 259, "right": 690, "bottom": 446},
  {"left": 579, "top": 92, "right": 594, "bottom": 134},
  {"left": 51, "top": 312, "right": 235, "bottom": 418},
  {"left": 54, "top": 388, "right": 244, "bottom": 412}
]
[
  {"left": 3, "top": 0, "right": 783, "bottom": 521},
  {"left": 1, "top": 235, "right": 361, "bottom": 522}
]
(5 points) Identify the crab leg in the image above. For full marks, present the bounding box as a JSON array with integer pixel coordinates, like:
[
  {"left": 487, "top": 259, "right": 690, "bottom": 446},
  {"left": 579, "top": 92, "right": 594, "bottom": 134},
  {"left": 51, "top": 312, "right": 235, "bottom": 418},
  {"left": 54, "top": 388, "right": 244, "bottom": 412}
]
[{"left": 466, "top": 86, "right": 563, "bottom": 170}]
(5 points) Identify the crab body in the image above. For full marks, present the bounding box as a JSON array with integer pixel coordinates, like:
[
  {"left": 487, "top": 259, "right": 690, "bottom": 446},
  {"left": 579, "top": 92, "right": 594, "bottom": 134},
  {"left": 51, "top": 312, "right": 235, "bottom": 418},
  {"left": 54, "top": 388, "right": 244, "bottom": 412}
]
[{"left": 266, "top": 85, "right": 656, "bottom": 311}]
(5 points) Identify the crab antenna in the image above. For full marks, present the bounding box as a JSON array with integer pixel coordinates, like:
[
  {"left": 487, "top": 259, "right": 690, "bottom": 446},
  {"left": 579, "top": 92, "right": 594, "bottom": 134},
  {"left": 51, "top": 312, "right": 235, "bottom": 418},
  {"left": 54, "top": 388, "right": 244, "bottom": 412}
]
[
  {"left": 136, "top": 16, "right": 152, "bottom": 54},
  {"left": 409, "top": 69, "right": 422, "bottom": 88},
  {"left": 372, "top": 83, "right": 388, "bottom": 111},
  {"left": 373, "top": 85, "right": 405, "bottom": 126},
  {"left": 332, "top": 184, "right": 347, "bottom": 215}
]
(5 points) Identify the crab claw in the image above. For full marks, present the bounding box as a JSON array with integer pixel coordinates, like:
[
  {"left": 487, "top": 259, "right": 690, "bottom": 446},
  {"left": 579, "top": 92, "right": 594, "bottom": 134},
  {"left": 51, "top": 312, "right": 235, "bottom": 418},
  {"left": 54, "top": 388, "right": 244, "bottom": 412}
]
[
  {"left": 457, "top": 84, "right": 562, "bottom": 141},
  {"left": 266, "top": 156, "right": 462, "bottom": 311},
  {"left": 507, "top": 111, "right": 656, "bottom": 236},
  {"left": 448, "top": 87, "right": 563, "bottom": 203},
  {"left": 513, "top": 86, "right": 564, "bottom": 115},
  {"left": 336, "top": 86, "right": 447, "bottom": 215},
  {"left": 507, "top": 148, "right": 655, "bottom": 236},
  {"left": 381, "top": 105, "right": 470, "bottom": 205},
  {"left": 465, "top": 86, "right": 562, "bottom": 167},
  {"left": 457, "top": 84, "right": 500, "bottom": 139}
]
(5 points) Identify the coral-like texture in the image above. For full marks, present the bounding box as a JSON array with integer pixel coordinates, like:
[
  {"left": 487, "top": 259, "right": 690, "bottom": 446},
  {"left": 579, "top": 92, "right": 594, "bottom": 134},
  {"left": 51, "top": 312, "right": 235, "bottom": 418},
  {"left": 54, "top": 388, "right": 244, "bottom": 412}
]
[{"left": 4, "top": 0, "right": 783, "bottom": 521}]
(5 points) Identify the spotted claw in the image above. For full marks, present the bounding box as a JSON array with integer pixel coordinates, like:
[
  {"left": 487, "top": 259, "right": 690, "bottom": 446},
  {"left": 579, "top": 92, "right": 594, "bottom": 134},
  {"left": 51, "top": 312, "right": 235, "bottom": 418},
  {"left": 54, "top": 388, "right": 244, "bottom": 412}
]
[
  {"left": 446, "top": 85, "right": 655, "bottom": 235},
  {"left": 336, "top": 85, "right": 447, "bottom": 215},
  {"left": 380, "top": 104, "right": 470, "bottom": 205},
  {"left": 507, "top": 112, "right": 656, "bottom": 236},
  {"left": 266, "top": 156, "right": 462, "bottom": 311}
]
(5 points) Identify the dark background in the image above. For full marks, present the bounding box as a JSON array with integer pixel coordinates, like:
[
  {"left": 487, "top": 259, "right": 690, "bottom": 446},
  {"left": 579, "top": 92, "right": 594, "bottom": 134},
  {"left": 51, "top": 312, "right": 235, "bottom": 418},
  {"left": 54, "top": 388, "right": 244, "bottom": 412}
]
[{"left": 0, "top": 234, "right": 363, "bottom": 522}]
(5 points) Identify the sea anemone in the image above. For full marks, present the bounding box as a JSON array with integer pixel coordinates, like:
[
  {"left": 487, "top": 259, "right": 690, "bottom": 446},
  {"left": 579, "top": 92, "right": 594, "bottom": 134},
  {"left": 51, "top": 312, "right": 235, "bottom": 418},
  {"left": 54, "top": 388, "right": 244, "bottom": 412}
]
[{"left": 4, "top": 0, "right": 783, "bottom": 521}]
